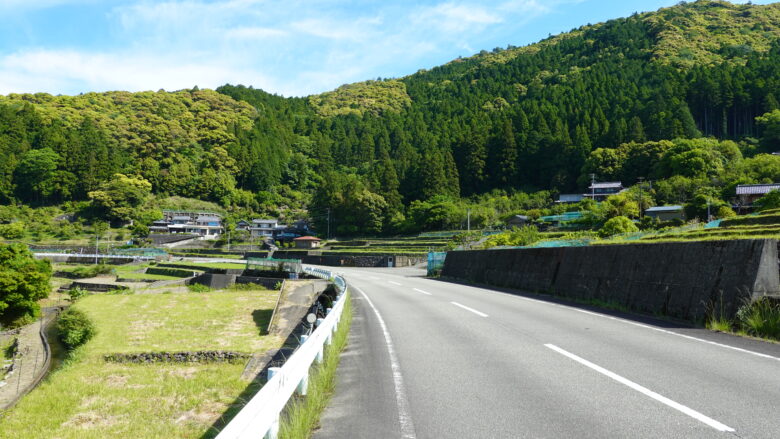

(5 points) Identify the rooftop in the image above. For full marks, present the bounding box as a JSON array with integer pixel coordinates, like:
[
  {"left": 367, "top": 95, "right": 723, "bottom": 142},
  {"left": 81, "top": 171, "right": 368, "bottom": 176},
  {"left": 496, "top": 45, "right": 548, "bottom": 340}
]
[
  {"left": 735, "top": 184, "right": 780, "bottom": 195},
  {"left": 293, "top": 236, "right": 321, "bottom": 241},
  {"left": 646, "top": 205, "right": 683, "bottom": 212},
  {"left": 588, "top": 182, "right": 623, "bottom": 189}
]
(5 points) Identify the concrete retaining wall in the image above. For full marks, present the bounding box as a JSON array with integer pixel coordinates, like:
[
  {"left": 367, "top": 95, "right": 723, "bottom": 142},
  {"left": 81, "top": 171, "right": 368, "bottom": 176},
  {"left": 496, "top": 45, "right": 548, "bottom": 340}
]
[{"left": 441, "top": 239, "right": 780, "bottom": 322}]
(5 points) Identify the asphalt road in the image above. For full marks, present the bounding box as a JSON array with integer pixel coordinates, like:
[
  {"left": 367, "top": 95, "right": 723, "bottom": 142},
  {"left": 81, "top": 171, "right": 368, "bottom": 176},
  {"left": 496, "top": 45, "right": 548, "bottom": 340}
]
[{"left": 312, "top": 265, "right": 780, "bottom": 439}]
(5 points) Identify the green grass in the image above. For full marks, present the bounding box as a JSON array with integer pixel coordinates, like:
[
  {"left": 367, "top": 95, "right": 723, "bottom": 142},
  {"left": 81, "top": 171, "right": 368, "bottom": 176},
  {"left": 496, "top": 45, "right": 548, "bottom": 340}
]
[
  {"left": 0, "top": 288, "right": 283, "bottom": 439},
  {"left": 739, "top": 298, "right": 780, "bottom": 340},
  {"left": 279, "top": 294, "right": 352, "bottom": 439},
  {"left": 706, "top": 317, "right": 732, "bottom": 333}
]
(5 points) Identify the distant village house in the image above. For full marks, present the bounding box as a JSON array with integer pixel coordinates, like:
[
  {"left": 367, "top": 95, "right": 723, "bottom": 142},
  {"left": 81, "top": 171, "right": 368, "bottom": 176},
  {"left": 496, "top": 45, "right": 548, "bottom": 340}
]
[
  {"left": 149, "top": 211, "right": 224, "bottom": 240},
  {"left": 293, "top": 236, "right": 322, "bottom": 249},
  {"left": 735, "top": 184, "right": 780, "bottom": 209}
]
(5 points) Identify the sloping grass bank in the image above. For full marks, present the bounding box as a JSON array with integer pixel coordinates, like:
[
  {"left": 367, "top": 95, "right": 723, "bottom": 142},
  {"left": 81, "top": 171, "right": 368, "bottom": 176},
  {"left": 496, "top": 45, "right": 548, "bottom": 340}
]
[{"left": 0, "top": 289, "right": 282, "bottom": 438}]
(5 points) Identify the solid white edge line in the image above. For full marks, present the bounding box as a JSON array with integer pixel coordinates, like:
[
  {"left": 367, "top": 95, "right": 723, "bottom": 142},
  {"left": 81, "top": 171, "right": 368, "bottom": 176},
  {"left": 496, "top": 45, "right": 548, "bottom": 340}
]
[
  {"left": 450, "top": 301, "right": 488, "bottom": 318},
  {"left": 545, "top": 344, "right": 735, "bottom": 433},
  {"left": 413, "top": 288, "right": 432, "bottom": 296},
  {"left": 510, "top": 294, "right": 780, "bottom": 362},
  {"left": 388, "top": 281, "right": 403, "bottom": 286},
  {"left": 354, "top": 286, "right": 417, "bottom": 439}
]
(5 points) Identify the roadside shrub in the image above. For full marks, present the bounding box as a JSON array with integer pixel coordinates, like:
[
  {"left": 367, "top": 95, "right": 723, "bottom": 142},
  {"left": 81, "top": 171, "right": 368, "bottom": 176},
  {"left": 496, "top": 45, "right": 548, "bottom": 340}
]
[
  {"left": 483, "top": 226, "right": 541, "bottom": 249},
  {"left": 71, "top": 264, "right": 113, "bottom": 279},
  {"left": 716, "top": 206, "right": 736, "bottom": 219},
  {"left": 598, "top": 216, "right": 639, "bottom": 238},
  {"left": 754, "top": 189, "right": 780, "bottom": 212},
  {"left": 187, "top": 283, "right": 211, "bottom": 293},
  {"left": 67, "top": 287, "right": 88, "bottom": 302},
  {"left": 57, "top": 308, "right": 96, "bottom": 350},
  {"left": 737, "top": 297, "right": 780, "bottom": 340},
  {"left": 229, "top": 282, "right": 268, "bottom": 291}
]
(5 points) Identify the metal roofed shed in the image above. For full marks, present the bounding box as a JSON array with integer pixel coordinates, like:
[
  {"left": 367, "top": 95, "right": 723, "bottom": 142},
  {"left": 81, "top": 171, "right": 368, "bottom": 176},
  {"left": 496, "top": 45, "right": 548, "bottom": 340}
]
[
  {"left": 645, "top": 205, "right": 685, "bottom": 221},
  {"left": 557, "top": 194, "right": 584, "bottom": 203},
  {"left": 293, "top": 236, "right": 322, "bottom": 249}
]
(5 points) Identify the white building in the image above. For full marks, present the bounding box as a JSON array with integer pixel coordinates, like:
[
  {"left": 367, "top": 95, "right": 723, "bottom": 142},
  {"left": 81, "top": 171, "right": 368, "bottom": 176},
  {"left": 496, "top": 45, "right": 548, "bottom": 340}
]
[{"left": 250, "top": 219, "right": 279, "bottom": 238}]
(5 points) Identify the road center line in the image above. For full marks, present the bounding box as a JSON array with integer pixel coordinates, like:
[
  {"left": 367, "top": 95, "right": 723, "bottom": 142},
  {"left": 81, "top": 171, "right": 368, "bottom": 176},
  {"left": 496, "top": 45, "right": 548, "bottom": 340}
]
[
  {"left": 388, "top": 281, "right": 403, "bottom": 286},
  {"left": 545, "top": 344, "right": 735, "bottom": 433},
  {"left": 510, "top": 294, "right": 780, "bottom": 362},
  {"left": 354, "top": 286, "right": 417, "bottom": 439},
  {"left": 450, "top": 301, "right": 488, "bottom": 317},
  {"left": 412, "top": 288, "right": 432, "bottom": 296}
]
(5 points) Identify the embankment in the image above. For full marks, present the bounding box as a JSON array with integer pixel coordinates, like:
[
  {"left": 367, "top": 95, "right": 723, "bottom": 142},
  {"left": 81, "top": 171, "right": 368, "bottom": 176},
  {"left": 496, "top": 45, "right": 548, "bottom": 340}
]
[{"left": 441, "top": 239, "right": 779, "bottom": 322}]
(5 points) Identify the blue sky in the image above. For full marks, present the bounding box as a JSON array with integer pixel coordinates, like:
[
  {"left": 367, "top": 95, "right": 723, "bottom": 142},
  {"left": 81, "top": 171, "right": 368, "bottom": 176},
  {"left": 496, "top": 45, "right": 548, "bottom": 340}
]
[{"left": 0, "top": 0, "right": 770, "bottom": 97}]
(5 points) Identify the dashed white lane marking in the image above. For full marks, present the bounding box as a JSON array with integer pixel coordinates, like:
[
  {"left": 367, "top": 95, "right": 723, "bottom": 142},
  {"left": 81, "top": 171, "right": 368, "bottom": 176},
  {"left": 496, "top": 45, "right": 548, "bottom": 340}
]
[
  {"left": 412, "top": 288, "right": 432, "bottom": 296},
  {"left": 545, "top": 344, "right": 735, "bottom": 433},
  {"left": 450, "top": 301, "right": 488, "bottom": 318},
  {"left": 388, "top": 281, "right": 403, "bottom": 286},
  {"left": 354, "top": 286, "right": 417, "bottom": 439},
  {"left": 508, "top": 294, "right": 780, "bottom": 362}
]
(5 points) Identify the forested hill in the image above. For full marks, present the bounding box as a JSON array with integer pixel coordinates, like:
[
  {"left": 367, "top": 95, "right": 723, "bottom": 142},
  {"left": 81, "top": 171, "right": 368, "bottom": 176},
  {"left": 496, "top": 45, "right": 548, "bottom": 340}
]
[{"left": 5, "top": 0, "right": 780, "bottom": 235}]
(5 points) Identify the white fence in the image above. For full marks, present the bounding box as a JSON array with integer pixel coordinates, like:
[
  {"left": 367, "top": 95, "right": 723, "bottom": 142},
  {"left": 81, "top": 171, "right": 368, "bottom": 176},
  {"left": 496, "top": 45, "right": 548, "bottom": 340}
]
[{"left": 216, "top": 266, "right": 347, "bottom": 439}]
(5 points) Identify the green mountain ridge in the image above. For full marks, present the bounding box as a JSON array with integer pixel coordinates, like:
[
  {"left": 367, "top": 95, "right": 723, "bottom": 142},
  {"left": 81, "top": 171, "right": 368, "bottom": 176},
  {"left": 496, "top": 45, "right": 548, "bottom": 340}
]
[{"left": 3, "top": 0, "right": 780, "bottom": 235}]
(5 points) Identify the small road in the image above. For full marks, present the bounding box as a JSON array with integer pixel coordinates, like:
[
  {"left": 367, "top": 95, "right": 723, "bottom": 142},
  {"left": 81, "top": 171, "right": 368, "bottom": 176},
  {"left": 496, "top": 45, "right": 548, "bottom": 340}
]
[{"left": 314, "top": 266, "right": 780, "bottom": 439}]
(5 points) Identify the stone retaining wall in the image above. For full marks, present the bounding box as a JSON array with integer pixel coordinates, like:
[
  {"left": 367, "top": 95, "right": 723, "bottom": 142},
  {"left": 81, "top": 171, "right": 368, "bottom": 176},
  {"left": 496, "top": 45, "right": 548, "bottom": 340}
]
[
  {"left": 104, "top": 351, "right": 251, "bottom": 364},
  {"left": 441, "top": 239, "right": 780, "bottom": 322}
]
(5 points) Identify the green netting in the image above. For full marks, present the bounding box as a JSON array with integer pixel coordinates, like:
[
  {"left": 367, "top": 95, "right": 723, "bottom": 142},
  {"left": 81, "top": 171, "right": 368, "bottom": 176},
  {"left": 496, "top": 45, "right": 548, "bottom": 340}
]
[
  {"left": 246, "top": 257, "right": 302, "bottom": 273},
  {"left": 114, "top": 248, "right": 168, "bottom": 257},
  {"left": 427, "top": 252, "right": 447, "bottom": 276},
  {"left": 525, "top": 239, "right": 592, "bottom": 248}
]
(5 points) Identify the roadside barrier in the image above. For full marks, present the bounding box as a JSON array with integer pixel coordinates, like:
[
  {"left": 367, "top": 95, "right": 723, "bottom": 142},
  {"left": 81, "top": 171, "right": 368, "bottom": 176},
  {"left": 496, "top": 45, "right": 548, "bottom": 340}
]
[{"left": 216, "top": 266, "right": 347, "bottom": 439}]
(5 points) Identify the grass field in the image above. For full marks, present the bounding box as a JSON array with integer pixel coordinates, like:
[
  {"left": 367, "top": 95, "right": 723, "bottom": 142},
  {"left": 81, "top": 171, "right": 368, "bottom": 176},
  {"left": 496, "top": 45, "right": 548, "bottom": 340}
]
[{"left": 0, "top": 288, "right": 282, "bottom": 439}]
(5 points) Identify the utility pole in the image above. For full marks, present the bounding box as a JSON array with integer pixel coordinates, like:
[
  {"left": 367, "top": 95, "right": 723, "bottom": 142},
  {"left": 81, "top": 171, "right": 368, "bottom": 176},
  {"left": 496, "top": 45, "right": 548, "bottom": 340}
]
[
  {"left": 638, "top": 177, "right": 645, "bottom": 219},
  {"left": 707, "top": 198, "right": 712, "bottom": 222},
  {"left": 95, "top": 233, "right": 99, "bottom": 265},
  {"left": 467, "top": 208, "right": 471, "bottom": 232},
  {"left": 590, "top": 173, "right": 596, "bottom": 201},
  {"left": 326, "top": 208, "right": 331, "bottom": 240}
]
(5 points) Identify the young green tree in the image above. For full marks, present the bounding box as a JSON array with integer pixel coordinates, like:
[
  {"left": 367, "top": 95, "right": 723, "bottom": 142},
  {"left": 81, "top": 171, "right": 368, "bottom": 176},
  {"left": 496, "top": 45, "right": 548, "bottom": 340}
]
[
  {"left": 88, "top": 174, "right": 152, "bottom": 223},
  {"left": 0, "top": 243, "right": 51, "bottom": 326}
]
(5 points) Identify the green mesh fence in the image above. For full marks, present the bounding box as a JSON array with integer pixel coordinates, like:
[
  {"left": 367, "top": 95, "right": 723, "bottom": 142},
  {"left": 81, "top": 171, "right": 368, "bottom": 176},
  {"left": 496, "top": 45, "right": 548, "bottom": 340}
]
[{"left": 246, "top": 257, "right": 302, "bottom": 274}]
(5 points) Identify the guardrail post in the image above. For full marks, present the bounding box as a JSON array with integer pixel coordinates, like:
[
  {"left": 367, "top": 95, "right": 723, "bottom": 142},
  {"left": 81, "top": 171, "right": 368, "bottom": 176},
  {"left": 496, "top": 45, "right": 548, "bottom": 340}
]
[
  {"left": 264, "top": 417, "right": 279, "bottom": 439},
  {"left": 296, "top": 372, "right": 309, "bottom": 396},
  {"left": 316, "top": 345, "right": 324, "bottom": 364}
]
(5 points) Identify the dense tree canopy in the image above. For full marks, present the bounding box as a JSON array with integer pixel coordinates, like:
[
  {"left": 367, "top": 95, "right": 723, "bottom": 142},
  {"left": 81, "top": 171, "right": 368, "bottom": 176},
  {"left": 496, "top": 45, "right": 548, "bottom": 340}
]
[{"left": 2, "top": 1, "right": 780, "bottom": 232}]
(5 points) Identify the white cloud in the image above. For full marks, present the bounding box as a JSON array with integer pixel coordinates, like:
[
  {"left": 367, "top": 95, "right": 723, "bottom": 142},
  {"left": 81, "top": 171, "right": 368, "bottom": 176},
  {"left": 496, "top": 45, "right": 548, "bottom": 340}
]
[
  {"left": 0, "top": 0, "right": 579, "bottom": 96},
  {"left": 415, "top": 2, "right": 503, "bottom": 33},
  {"left": 0, "top": 49, "right": 276, "bottom": 95}
]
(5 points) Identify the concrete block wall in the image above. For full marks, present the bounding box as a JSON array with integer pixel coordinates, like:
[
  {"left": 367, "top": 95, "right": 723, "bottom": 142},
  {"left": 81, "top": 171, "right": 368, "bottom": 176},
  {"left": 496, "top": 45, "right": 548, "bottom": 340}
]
[{"left": 442, "top": 239, "right": 780, "bottom": 322}]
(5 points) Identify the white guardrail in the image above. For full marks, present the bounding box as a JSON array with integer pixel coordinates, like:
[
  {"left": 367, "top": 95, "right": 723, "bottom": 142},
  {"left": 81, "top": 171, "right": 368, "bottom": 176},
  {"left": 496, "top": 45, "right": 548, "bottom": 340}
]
[{"left": 217, "top": 266, "right": 348, "bottom": 439}]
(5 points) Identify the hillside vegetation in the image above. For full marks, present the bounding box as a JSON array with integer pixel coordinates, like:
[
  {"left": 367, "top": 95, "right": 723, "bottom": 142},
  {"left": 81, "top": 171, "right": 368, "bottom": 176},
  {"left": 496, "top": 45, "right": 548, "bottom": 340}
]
[{"left": 3, "top": 1, "right": 780, "bottom": 236}]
